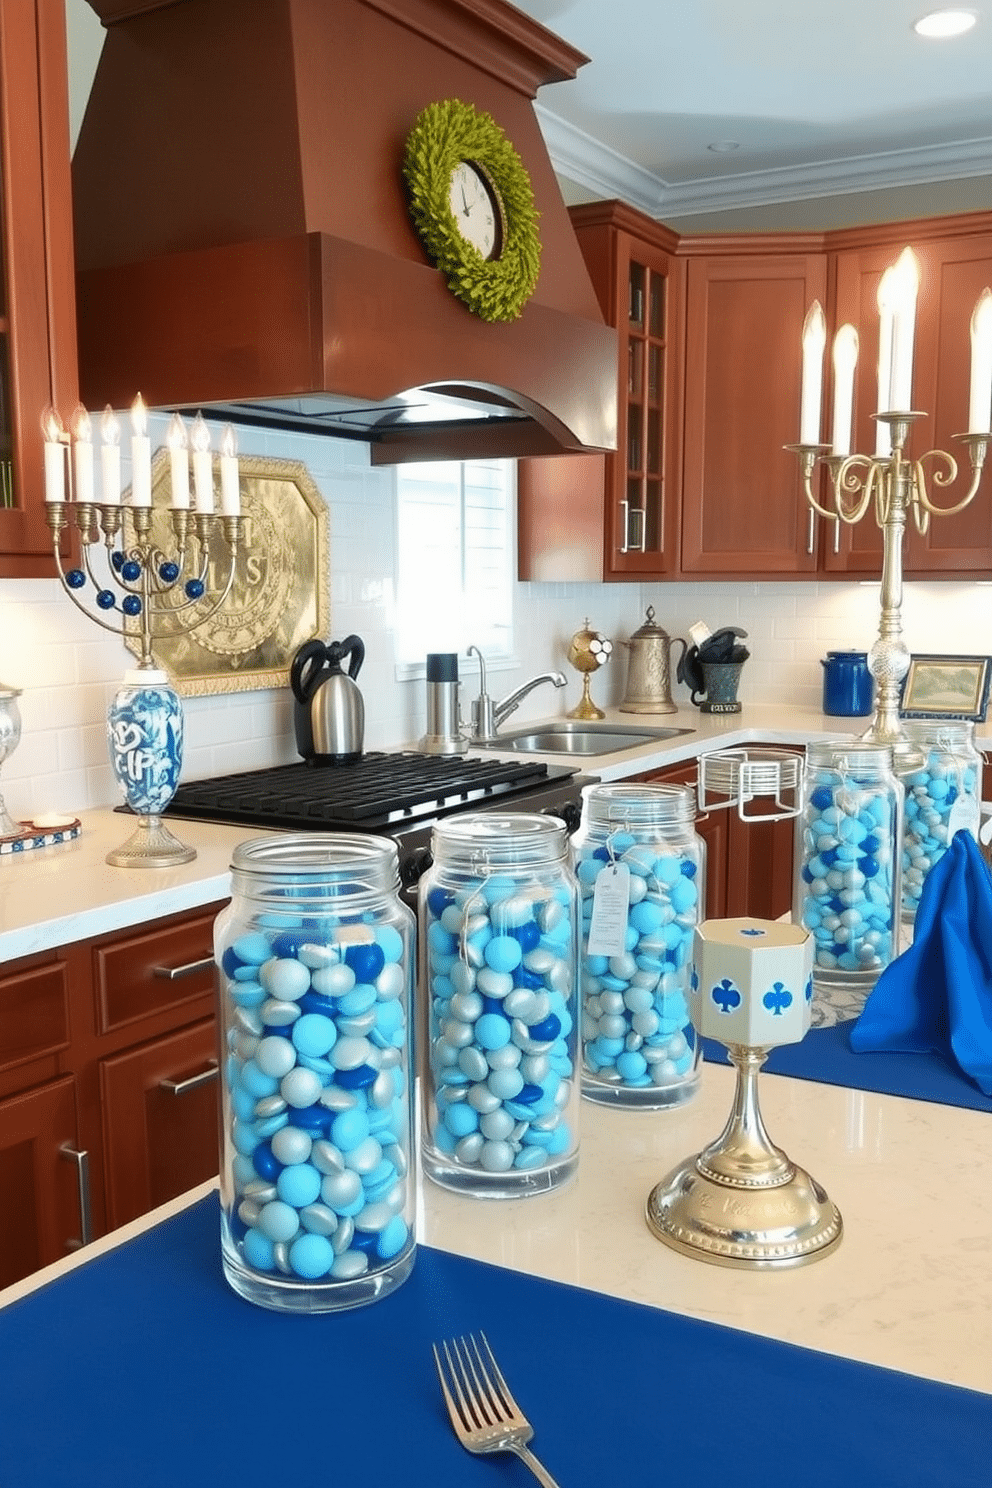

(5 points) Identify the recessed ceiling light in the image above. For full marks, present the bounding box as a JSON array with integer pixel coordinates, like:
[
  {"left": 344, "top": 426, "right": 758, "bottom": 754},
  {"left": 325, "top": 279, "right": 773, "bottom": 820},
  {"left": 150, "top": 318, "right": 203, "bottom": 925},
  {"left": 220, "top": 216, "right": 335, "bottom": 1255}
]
[
  {"left": 707, "top": 141, "right": 740, "bottom": 154},
  {"left": 913, "top": 9, "right": 977, "bottom": 37}
]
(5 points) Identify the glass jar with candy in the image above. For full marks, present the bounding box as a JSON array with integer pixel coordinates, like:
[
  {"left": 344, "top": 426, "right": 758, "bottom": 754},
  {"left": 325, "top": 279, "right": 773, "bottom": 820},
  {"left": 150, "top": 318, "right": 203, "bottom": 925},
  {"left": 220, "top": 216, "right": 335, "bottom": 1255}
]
[
  {"left": 794, "top": 742, "right": 904, "bottom": 1007},
  {"left": 214, "top": 833, "right": 416, "bottom": 1313},
  {"left": 420, "top": 812, "right": 580, "bottom": 1197},
  {"left": 899, "top": 720, "right": 983, "bottom": 922},
  {"left": 573, "top": 782, "right": 704, "bottom": 1107}
]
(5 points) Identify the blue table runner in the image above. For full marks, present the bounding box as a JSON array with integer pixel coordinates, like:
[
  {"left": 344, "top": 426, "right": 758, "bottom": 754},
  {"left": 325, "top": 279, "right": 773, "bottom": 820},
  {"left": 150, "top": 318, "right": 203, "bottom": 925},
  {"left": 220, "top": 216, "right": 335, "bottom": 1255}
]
[
  {"left": 703, "top": 1022, "right": 992, "bottom": 1113},
  {"left": 0, "top": 1194, "right": 988, "bottom": 1487}
]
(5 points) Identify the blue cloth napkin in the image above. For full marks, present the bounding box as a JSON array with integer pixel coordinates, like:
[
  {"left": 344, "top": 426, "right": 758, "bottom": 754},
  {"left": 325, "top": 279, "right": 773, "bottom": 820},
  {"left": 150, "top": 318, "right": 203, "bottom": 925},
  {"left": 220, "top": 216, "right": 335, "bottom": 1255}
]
[{"left": 850, "top": 831, "right": 992, "bottom": 1096}]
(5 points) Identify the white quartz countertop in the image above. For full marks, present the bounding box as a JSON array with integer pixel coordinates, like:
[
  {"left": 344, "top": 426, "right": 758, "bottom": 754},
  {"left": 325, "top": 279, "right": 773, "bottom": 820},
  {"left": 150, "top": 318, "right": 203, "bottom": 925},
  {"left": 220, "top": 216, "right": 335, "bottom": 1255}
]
[
  {"left": 4, "top": 701, "right": 987, "bottom": 961},
  {"left": 0, "top": 811, "right": 252, "bottom": 961},
  {"left": 5, "top": 1063, "right": 989, "bottom": 1398}
]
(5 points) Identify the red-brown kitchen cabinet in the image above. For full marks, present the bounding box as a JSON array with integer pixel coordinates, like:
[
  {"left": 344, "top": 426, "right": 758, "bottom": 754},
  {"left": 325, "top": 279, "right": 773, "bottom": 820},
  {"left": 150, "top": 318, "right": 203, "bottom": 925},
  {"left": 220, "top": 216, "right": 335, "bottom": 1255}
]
[
  {"left": 0, "top": 903, "right": 225, "bottom": 1290},
  {"left": 825, "top": 215, "right": 992, "bottom": 578},
  {"left": 0, "top": 1077, "right": 85, "bottom": 1289},
  {"left": 519, "top": 200, "right": 685, "bottom": 582},
  {"left": 0, "top": 0, "right": 78, "bottom": 576},
  {"left": 100, "top": 1018, "right": 219, "bottom": 1231},
  {"left": 678, "top": 242, "right": 829, "bottom": 577},
  {"left": 0, "top": 952, "right": 86, "bottom": 1288}
]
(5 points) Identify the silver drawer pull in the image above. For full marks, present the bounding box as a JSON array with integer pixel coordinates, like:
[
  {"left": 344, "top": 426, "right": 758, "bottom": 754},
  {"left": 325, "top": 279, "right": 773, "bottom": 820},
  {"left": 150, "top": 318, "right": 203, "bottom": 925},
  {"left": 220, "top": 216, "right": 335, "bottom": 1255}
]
[
  {"left": 59, "top": 1144, "right": 92, "bottom": 1250},
  {"left": 159, "top": 1060, "right": 219, "bottom": 1097},
  {"left": 153, "top": 955, "right": 215, "bottom": 980}
]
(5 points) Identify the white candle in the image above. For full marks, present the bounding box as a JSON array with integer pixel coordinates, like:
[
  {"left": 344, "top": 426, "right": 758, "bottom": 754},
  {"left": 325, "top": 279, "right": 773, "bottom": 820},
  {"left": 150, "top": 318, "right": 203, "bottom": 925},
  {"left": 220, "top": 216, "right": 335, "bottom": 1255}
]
[
  {"left": 100, "top": 406, "right": 121, "bottom": 506},
  {"left": 969, "top": 286, "right": 992, "bottom": 434},
  {"left": 191, "top": 413, "right": 214, "bottom": 514},
  {"left": 831, "top": 323, "right": 859, "bottom": 457},
  {"left": 129, "top": 393, "right": 152, "bottom": 507},
  {"left": 875, "top": 265, "right": 896, "bottom": 456},
  {"left": 166, "top": 413, "right": 190, "bottom": 509},
  {"left": 41, "top": 408, "right": 66, "bottom": 504},
  {"left": 219, "top": 424, "right": 240, "bottom": 516},
  {"left": 887, "top": 247, "right": 919, "bottom": 413},
  {"left": 800, "top": 300, "right": 826, "bottom": 444},
  {"left": 71, "top": 404, "right": 94, "bottom": 505}
]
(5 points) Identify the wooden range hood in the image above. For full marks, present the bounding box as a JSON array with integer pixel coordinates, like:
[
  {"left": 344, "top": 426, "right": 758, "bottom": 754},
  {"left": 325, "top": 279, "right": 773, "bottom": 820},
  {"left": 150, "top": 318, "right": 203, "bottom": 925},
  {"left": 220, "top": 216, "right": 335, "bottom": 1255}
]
[{"left": 72, "top": 0, "right": 617, "bottom": 463}]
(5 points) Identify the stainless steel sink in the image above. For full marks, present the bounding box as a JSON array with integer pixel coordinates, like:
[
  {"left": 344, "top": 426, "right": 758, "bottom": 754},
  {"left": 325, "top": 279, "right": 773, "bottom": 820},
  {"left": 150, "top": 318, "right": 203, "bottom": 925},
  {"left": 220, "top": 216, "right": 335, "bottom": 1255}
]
[{"left": 475, "top": 722, "right": 695, "bottom": 756}]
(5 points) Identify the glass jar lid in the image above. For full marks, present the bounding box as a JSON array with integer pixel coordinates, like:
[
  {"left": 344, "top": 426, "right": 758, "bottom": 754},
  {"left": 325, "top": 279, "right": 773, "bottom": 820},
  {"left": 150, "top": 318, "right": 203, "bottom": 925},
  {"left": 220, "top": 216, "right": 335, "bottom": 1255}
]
[
  {"left": 585, "top": 781, "right": 695, "bottom": 826},
  {"left": 230, "top": 831, "right": 401, "bottom": 906},
  {"left": 806, "top": 740, "right": 895, "bottom": 774},
  {"left": 430, "top": 811, "right": 568, "bottom": 868}
]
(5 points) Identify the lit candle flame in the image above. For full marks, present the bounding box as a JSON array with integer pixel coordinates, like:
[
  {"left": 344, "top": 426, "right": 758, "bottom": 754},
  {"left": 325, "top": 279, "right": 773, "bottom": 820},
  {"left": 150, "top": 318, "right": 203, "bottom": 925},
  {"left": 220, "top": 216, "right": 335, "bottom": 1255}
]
[
  {"left": 71, "top": 404, "right": 92, "bottom": 443},
  {"left": 41, "top": 406, "right": 65, "bottom": 442},
  {"left": 191, "top": 412, "right": 211, "bottom": 453},
  {"left": 130, "top": 392, "right": 148, "bottom": 438},
  {"left": 167, "top": 411, "right": 188, "bottom": 452},
  {"left": 101, "top": 405, "right": 121, "bottom": 446}
]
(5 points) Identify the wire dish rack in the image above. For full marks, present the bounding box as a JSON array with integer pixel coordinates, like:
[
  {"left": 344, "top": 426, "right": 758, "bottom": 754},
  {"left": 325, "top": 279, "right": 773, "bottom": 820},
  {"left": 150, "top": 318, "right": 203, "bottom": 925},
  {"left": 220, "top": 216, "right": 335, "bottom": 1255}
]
[{"left": 697, "top": 747, "right": 804, "bottom": 823}]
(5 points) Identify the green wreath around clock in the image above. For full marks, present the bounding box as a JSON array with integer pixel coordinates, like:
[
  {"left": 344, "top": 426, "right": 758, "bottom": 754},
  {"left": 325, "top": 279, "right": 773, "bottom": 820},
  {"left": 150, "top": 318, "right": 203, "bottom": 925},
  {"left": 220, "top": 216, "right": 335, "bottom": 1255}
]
[{"left": 403, "top": 98, "right": 541, "bottom": 323}]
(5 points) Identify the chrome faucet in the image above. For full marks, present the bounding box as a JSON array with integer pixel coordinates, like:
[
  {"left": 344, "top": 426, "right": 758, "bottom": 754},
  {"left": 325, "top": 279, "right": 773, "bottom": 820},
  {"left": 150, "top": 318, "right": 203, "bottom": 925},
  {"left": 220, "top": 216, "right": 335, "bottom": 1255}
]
[{"left": 466, "top": 644, "right": 567, "bottom": 742}]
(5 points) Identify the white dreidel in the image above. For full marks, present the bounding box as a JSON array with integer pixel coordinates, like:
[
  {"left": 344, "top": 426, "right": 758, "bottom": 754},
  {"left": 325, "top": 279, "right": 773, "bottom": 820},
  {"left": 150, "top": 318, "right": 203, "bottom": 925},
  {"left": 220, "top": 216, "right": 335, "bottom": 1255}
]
[{"left": 646, "top": 916, "right": 843, "bottom": 1269}]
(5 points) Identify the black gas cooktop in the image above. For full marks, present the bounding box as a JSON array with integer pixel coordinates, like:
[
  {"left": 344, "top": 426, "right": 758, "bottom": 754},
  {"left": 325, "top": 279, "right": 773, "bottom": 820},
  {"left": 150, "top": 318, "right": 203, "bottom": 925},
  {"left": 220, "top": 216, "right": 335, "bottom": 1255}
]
[{"left": 164, "top": 752, "right": 577, "bottom": 837}]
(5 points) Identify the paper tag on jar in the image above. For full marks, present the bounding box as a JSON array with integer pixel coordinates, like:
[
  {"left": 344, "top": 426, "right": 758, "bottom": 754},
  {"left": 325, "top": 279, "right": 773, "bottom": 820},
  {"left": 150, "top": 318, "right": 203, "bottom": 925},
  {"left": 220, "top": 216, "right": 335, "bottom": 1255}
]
[
  {"left": 586, "top": 862, "right": 631, "bottom": 957},
  {"left": 948, "top": 794, "right": 981, "bottom": 842}
]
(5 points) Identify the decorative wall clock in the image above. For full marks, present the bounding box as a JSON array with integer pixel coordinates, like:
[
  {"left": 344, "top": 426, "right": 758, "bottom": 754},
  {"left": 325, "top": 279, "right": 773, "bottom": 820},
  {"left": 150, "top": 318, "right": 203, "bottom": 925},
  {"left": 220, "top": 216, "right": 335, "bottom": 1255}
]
[{"left": 403, "top": 98, "right": 541, "bottom": 322}]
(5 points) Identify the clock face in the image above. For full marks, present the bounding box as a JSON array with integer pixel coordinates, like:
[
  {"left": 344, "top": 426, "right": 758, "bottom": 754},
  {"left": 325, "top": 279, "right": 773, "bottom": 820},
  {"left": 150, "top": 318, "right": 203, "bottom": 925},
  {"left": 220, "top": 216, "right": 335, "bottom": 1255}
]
[{"left": 448, "top": 160, "right": 502, "bottom": 261}]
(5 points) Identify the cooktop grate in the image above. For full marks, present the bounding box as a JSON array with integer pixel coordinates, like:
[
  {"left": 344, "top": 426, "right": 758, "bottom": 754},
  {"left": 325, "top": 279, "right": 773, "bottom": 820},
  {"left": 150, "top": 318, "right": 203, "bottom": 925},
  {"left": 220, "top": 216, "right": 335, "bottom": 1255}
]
[{"left": 165, "top": 752, "right": 573, "bottom": 835}]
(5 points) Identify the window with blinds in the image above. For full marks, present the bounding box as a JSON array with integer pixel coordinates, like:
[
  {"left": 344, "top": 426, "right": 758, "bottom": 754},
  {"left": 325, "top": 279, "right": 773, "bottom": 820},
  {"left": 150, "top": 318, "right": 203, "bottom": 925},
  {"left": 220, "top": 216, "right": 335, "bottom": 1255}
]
[{"left": 394, "top": 459, "right": 514, "bottom": 666}]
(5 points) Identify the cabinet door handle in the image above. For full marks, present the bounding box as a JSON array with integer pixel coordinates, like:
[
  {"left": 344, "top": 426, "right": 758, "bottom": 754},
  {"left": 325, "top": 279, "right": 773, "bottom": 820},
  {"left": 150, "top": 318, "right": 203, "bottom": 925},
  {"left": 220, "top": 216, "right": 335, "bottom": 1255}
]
[
  {"left": 159, "top": 1060, "right": 219, "bottom": 1097},
  {"left": 806, "top": 506, "right": 815, "bottom": 555},
  {"left": 833, "top": 517, "right": 841, "bottom": 554},
  {"left": 619, "top": 499, "right": 631, "bottom": 554},
  {"left": 59, "top": 1144, "right": 93, "bottom": 1250},
  {"left": 153, "top": 955, "right": 215, "bottom": 980}
]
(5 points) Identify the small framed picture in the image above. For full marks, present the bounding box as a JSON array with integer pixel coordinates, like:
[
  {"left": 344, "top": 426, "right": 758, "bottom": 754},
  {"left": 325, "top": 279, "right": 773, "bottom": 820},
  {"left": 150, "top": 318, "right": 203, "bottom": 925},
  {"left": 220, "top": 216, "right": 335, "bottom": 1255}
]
[{"left": 900, "top": 654, "right": 992, "bottom": 722}]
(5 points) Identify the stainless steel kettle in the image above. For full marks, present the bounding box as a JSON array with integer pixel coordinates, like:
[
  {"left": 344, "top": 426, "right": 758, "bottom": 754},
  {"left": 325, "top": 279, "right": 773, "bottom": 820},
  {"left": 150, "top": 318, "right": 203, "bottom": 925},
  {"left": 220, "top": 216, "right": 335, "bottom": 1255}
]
[
  {"left": 619, "top": 608, "right": 687, "bottom": 715},
  {"left": 290, "top": 635, "right": 365, "bottom": 763}
]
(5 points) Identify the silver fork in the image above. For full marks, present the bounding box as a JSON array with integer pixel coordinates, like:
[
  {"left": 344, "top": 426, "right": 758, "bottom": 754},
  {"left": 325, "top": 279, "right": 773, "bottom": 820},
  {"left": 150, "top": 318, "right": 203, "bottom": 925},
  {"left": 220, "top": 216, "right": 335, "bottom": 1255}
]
[{"left": 433, "top": 1331, "right": 563, "bottom": 1487}]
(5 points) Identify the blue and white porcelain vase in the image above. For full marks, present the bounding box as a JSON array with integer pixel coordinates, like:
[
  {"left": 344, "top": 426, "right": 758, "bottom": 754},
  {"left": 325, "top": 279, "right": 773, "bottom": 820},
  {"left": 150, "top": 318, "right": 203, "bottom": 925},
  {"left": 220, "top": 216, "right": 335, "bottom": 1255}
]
[{"left": 105, "top": 668, "right": 195, "bottom": 868}]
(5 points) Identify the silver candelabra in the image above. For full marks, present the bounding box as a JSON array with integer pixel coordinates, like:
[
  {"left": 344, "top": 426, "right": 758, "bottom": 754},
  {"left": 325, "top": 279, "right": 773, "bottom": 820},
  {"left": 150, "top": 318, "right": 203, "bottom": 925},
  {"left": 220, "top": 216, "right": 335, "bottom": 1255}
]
[
  {"left": 790, "top": 253, "right": 992, "bottom": 761},
  {"left": 43, "top": 400, "right": 245, "bottom": 867}
]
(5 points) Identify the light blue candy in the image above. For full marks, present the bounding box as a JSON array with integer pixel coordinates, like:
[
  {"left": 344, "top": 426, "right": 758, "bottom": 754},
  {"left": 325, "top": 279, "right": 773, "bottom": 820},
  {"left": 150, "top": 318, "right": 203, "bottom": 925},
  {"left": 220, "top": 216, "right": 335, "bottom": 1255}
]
[
  {"left": 484, "top": 935, "right": 523, "bottom": 973},
  {"left": 475, "top": 1012, "right": 512, "bottom": 1050},
  {"left": 277, "top": 1163, "right": 323, "bottom": 1208},
  {"left": 289, "top": 1233, "right": 334, "bottom": 1279}
]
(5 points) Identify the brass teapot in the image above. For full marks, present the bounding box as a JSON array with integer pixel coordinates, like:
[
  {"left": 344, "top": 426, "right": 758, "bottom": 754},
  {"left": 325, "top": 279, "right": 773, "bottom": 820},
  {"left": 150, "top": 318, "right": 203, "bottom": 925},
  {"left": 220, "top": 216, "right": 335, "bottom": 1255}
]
[{"left": 619, "top": 607, "right": 687, "bottom": 715}]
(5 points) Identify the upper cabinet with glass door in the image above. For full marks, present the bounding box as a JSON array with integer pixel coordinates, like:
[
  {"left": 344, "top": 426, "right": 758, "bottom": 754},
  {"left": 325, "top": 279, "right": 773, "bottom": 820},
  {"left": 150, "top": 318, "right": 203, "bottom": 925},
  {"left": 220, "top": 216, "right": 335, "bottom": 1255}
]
[
  {"left": 568, "top": 201, "right": 685, "bottom": 579},
  {"left": 0, "top": 0, "right": 78, "bottom": 576}
]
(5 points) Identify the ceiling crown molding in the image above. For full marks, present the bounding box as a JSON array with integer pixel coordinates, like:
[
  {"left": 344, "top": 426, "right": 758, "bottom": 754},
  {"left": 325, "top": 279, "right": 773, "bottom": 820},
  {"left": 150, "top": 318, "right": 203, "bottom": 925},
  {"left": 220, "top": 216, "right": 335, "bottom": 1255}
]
[{"left": 535, "top": 103, "right": 992, "bottom": 218}]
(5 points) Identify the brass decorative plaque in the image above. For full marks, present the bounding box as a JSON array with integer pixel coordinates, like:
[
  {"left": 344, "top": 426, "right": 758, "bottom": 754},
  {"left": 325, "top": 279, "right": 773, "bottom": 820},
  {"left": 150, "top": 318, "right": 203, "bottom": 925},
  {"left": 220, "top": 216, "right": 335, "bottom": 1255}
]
[{"left": 126, "top": 452, "right": 330, "bottom": 696}]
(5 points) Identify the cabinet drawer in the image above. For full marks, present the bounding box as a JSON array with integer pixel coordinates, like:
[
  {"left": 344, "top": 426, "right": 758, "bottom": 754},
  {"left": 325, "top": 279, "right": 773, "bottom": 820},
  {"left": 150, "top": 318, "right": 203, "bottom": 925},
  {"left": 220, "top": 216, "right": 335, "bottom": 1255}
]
[
  {"left": 0, "top": 961, "right": 70, "bottom": 1072},
  {"left": 93, "top": 908, "right": 221, "bottom": 1034}
]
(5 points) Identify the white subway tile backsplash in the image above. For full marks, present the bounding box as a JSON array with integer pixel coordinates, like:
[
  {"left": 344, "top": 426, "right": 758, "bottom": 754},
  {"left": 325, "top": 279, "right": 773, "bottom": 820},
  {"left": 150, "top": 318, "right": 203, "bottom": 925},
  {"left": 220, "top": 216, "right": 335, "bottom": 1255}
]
[{"left": 2, "top": 416, "right": 989, "bottom": 824}]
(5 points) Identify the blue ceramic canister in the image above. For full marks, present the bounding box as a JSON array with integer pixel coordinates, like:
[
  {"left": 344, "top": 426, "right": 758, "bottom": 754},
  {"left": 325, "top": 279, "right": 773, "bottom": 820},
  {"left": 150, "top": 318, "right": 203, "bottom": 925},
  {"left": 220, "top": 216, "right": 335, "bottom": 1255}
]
[
  {"left": 794, "top": 742, "right": 904, "bottom": 1006},
  {"left": 214, "top": 833, "right": 416, "bottom": 1313},
  {"left": 821, "top": 652, "right": 873, "bottom": 717},
  {"left": 573, "top": 782, "right": 703, "bottom": 1108},
  {"left": 106, "top": 668, "right": 184, "bottom": 814},
  {"left": 420, "top": 812, "right": 580, "bottom": 1198},
  {"left": 900, "top": 720, "right": 982, "bottom": 922}
]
